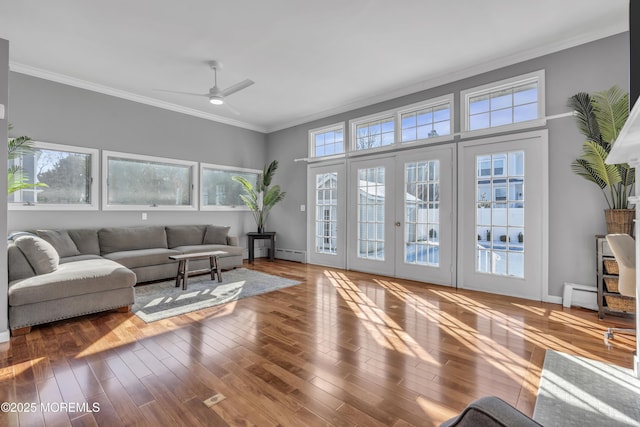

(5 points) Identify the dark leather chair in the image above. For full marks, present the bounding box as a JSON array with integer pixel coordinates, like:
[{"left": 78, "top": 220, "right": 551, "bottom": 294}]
[{"left": 440, "top": 396, "right": 543, "bottom": 427}]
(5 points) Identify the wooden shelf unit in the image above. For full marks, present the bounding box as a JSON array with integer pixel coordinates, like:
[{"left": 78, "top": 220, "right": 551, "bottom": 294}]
[{"left": 596, "top": 234, "right": 636, "bottom": 320}]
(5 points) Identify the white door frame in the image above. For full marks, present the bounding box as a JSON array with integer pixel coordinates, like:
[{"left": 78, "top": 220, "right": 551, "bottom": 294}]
[
  {"left": 394, "top": 144, "right": 456, "bottom": 286},
  {"left": 347, "top": 154, "right": 396, "bottom": 276},
  {"left": 457, "top": 129, "right": 549, "bottom": 300},
  {"left": 306, "top": 161, "right": 347, "bottom": 269}
]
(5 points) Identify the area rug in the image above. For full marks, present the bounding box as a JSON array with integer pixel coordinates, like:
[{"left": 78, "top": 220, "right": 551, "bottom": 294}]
[
  {"left": 132, "top": 268, "right": 300, "bottom": 323},
  {"left": 533, "top": 349, "right": 640, "bottom": 427}
]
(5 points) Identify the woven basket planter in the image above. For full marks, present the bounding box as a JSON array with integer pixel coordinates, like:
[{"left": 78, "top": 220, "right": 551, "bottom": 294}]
[
  {"left": 605, "top": 295, "right": 636, "bottom": 313},
  {"left": 603, "top": 259, "right": 619, "bottom": 275},
  {"left": 603, "top": 276, "right": 619, "bottom": 293},
  {"left": 604, "top": 209, "right": 636, "bottom": 236}
]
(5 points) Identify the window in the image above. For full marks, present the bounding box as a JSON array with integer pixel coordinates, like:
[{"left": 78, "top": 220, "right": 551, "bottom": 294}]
[
  {"left": 8, "top": 141, "right": 98, "bottom": 210},
  {"left": 200, "top": 163, "right": 260, "bottom": 210},
  {"left": 461, "top": 70, "right": 545, "bottom": 135},
  {"left": 400, "top": 96, "right": 453, "bottom": 143},
  {"left": 309, "top": 123, "right": 345, "bottom": 158},
  {"left": 103, "top": 151, "right": 197, "bottom": 210},
  {"left": 476, "top": 151, "right": 525, "bottom": 277},
  {"left": 352, "top": 115, "right": 395, "bottom": 151},
  {"left": 314, "top": 172, "right": 338, "bottom": 255}
]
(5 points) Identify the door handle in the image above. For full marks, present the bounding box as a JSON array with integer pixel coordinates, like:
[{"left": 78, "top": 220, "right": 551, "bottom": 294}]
[{"left": 395, "top": 221, "right": 401, "bottom": 227}]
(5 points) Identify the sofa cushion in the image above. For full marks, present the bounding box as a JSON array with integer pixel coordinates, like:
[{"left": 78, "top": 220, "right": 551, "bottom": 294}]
[
  {"left": 8, "top": 243, "right": 36, "bottom": 281},
  {"left": 103, "top": 248, "right": 180, "bottom": 269},
  {"left": 99, "top": 226, "right": 168, "bottom": 254},
  {"left": 14, "top": 235, "right": 60, "bottom": 275},
  {"left": 36, "top": 230, "right": 81, "bottom": 257},
  {"left": 8, "top": 259, "right": 136, "bottom": 307},
  {"left": 67, "top": 228, "right": 101, "bottom": 255},
  {"left": 173, "top": 244, "right": 243, "bottom": 257},
  {"left": 60, "top": 254, "right": 103, "bottom": 264},
  {"left": 203, "top": 225, "right": 230, "bottom": 245},
  {"left": 166, "top": 225, "right": 206, "bottom": 248}
]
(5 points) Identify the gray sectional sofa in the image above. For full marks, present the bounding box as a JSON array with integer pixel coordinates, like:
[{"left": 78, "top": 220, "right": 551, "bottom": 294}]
[{"left": 8, "top": 224, "right": 243, "bottom": 335}]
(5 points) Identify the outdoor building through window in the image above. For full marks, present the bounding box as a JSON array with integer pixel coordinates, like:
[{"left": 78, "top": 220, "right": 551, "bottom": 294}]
[
  {"left": 8, "top": 141, "right": 98, "bottom": 210},
  {"left": 103, "top": 151, "right": 197, "bottom": 210}
]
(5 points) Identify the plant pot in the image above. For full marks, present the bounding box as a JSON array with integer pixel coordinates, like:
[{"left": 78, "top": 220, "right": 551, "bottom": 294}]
[{"left": 604, "top": 209, "right": 636, "bottom": 236}]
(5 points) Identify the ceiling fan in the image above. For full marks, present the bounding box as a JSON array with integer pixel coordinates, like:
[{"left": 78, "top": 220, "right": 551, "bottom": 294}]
[{"left": 161, "top": 60, "right": 254, "bottom": 107}]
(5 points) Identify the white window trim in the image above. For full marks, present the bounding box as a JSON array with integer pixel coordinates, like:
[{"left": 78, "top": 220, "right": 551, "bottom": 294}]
[
  {"left": 200, "top": 163, "right": 261, "bottom": 211},
  {"left": 349, "top": 109, "right": 396, "bottom": 153},
  {"left": 397, "top": 94, "right": 455, "bottom": 146},
  {"left": 102, "top": 150, "right": 198, "bottom": 211},
  {"left": 308, "top": 122, "right": 346, "bottom": 159},
  {"left": 9, "top": 141, "right": 99, "bottom": 211},
  {"left": 460, "top": 70, "right": 546, "bottom": 139}
]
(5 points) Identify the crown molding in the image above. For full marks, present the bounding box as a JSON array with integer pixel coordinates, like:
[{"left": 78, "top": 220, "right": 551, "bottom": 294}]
[
  {"left": 266, "top": 23, "right": 628, "bottom": 133},
  {"left": 9, "top": 62, "right": 267, "bottom": 133}
]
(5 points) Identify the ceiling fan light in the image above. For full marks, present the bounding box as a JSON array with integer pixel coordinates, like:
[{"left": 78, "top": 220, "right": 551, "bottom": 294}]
[{"left": 209, "top": 95, "right": 224, "bottom": 105}]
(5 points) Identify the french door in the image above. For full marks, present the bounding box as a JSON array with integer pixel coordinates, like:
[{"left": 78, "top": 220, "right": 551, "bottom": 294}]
[
  {"left": 347, "top": 156, "right": 396, "bottom": 276},
  {"left": 307, "top": 162, "right": 346, "bottom": 268},
  {"left": 346, "top": 146, "right": 455, "bottom": 285},
  {"left": 458, "top": 130, "right": 548, "bottom": 300}
]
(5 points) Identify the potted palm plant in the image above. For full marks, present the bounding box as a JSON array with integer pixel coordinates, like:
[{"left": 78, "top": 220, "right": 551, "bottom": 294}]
[
  {"left": 568, "top": 85, "right": 635, "bottom": 235},
  {"left": 233, "top": 160, "right": 286, "bottom": 233},
  {"left": 8, "top": 125, "right": 47, "bottom": 195}
]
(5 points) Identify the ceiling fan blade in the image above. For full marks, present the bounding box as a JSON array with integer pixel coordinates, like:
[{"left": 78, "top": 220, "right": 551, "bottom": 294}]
[
  {"left": 221, "top": 79, "right": 254, "bottom": 97},
  {"left": 154, "top": 89, "right": 208, "bottom": 97}
]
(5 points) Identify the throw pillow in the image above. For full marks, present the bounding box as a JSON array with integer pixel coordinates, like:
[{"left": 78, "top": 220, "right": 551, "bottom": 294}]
[
  {"left": 36, "top": 230, "right": 81, "bottom": 257},
  {"left": 14, "top": 235, "right": 60, "bottom": 275},
  {"left": 203, "top": 225, "right": 230, "bottom": 245}
]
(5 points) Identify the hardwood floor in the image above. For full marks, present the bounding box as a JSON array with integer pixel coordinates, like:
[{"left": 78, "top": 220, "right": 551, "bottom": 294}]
[{"left": 0, "top": 260, "right": 636, "bottom": 426}]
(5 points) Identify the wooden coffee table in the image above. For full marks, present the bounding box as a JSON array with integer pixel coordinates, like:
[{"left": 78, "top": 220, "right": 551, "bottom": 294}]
[{"left": 168, "top": 250, "right": 228, "bottom": 290}]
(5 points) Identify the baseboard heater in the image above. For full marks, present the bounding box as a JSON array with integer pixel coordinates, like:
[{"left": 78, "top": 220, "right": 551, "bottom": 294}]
[
  {"left": 275, "top": 248, "right": 306, "bottom": 263},
  {"left": 562, "top": 282, "right": 598, "bottom": 311}
]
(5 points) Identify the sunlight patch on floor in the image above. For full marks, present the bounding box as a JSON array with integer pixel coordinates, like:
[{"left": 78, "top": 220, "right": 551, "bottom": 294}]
[{"left": 324, "top": 270, "right": 439, "bottom": 365}]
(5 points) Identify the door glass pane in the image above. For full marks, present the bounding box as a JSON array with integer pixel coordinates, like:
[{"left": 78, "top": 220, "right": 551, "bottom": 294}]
[
  {"left": 475, "top": 151, "right": 524, "bottom": 277},
  {"left": 404, "top": 160, "right": 439, "bottom": 266},
  {"left": 315, "top": 172, "right": 338, "bottom": 255},
  {"left": 357, "top": 167, "right": 385, "bottom": 260}
]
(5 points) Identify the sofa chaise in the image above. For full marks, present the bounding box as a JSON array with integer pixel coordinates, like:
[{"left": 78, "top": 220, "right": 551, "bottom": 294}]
[{"left": 8, "top": 224, "right": 243, "bottom": 335}]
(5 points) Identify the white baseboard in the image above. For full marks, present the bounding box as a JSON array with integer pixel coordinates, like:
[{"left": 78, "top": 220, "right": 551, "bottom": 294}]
[
  {"left": 0, "top": 329, "right": 10, "bottom": 343},
  {"left": 275, "top": 248, "right": 306, "bottom": 263}
]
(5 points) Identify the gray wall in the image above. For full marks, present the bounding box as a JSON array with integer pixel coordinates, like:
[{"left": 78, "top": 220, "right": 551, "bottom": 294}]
[
  {"left": 1, "top": 39, "right": 9, "bottom": 340},
  {"left": 7, "top": 73, "right": 268, "bottom": 242},
  {"left": 266, "top": 32, "right": 630, "bottom": 299}
]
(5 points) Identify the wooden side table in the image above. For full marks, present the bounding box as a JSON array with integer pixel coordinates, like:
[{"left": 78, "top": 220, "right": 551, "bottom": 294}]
[
  {"left": 247, "top": 232, "right": 276, "bottom": 263},
  {"left": 169, "top": 250, "right": 227, "bottom": 290}
]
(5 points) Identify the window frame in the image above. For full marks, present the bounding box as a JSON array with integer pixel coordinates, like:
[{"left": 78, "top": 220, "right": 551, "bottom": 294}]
[
  {"left": 397, "top": 94, "right": 454, "bottom": 145},
  {"left": 8, "top": 141, "right": 99, "bottom": 211},
  {"left": 102, "top": 150, "right": 198, "bottom": 211},
  {"left": 349, "top": 110, "right": 396, "bottom": 155},
  {"left": 460, "top": 70, "right": 546, "bottom": 138},
  {"left": 199, "top": 163, "right": 261, "bottom": 211},
  {"left": 308, "top": 122, "right": 346, "bottom": 160}
]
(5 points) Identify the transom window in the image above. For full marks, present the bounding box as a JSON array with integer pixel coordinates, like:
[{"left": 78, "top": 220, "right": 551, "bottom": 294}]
[
  {"left": 353, "top": 116, "right": 394, "bottom": 150},
  {"left": 400, "top": 97, "right": 452, "bottom": 143},
  {"left": 309, "top": 123, "right": 345, "bottom": 158},
  {"left": 462, "top": 70, "right": 545, "bottom": 135},
  {"left": 8, "top": 141, "right": 99, "bottom": 210}
]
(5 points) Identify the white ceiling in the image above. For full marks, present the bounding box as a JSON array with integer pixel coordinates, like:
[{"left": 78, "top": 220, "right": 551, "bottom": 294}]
[{"left": 0, "top": 0, "right": 630, "bottom": 133}]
